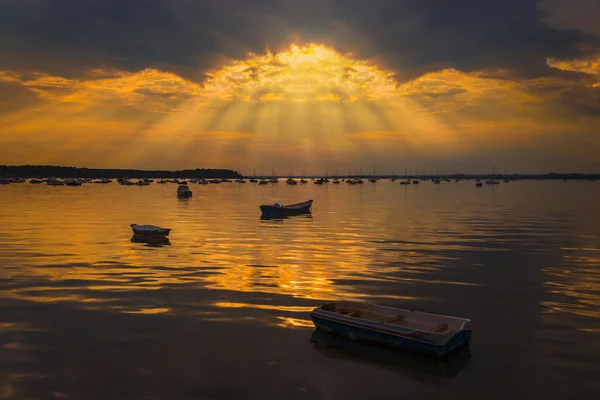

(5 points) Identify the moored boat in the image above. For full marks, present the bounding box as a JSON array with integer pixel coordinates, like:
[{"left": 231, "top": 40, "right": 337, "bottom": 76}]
[
  {"left": 130, "top": 224, "right": 171, "bottom": 238},
  {"left": 177, "top": 185, "right": 193, "bottom": 198},
  {"left": 260, "top": 199, "right": 313, "bottom": 219},
  {"left": 310, "top": 301, "right": 472, "bottom": 357}
]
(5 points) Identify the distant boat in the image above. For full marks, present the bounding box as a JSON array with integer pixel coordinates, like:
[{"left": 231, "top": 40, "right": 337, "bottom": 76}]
[
  {"left": 476, "top": 182, "right": 483, "bottom": 187},
  {"left": 332, "top": 178, "right": 341, "bottom": 184},
  {"left": 249, "top": 168, "right": 258, "bottom": 183},
  {"left": 300, "top": 178, "right": 307, "bottom": 184},
  {"left": 314, "top": 178, "right": 324, "bottom": 185},
  {"left": 30, "top": 179, "right": 44, "bottom": 184},
  {"left": 209, "top": 179, "right": 221, "bottom": 184},
  {"left": 486, "top": 166, "right": 500, "bottom": 184},
  {"left": 177, "top": 185, "right": 192, "bottom": 198},
  {"left": 200, "top": 179, "right": 209, "bottom": 185},
  {"left": 286, "top": 177, "right": 297, "bottom": 185},
  {"left": 412, "top": 180, "right": 420, "bottom": 184},
  {"left": 136, "top": 180, "right": 150, "bottom": 186},
  {"left": 369, "top": 166, "right": 378, "bottom": 183},
  {"left": 310, "top": 301, "right": 472, "bottom": 357},
  {"left": 235, "top": 178, "right": 246, "bottom": 183},
  {"left": 221, "top": 178, "right": 231, "bottom": 183},
  {"left": 64, "top": 179, "right": 82, "bottom": 186},
  {"left": 47, "top": 177, "right": 64, "bottom": 186},
  {"left": 268, "top": 178, "right": 279, "bottom": 183},
  {"left": 118, "top": 178, "right": 135, "bottom": 186},
  {"left": 259, "top": 179, "right": 268, "bottom": 185},
  {"left": 260, "top": 199, "right": 313, "bottom": 219},
  {"left": 158, "top": 179, "right": 168, "bottom": 184},
  {"left": 433, "top": 179, "right": 441, "bottom": 184},
  {"left": 130, "top": 224, "right": 171, "bottom": 238}
]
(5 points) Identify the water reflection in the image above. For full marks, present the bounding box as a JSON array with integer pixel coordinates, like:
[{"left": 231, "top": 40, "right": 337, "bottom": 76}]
[
  {"left": 0, "top": 181, "right": 599, "bottom": 398},
  {"left": 310, "top": 329, "right": 471, "bottom": 386},
  {"left": 259, "top": 214, "right": 314, "bottom": 223},
  {"left": 130, "top": 235, "right": 171, "bottom": 247}
]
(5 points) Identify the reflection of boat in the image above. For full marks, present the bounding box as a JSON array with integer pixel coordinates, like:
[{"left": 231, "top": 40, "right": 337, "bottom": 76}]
[
  {"left": 310, "top": 330, "right": 471, "bottom": 386},
  {"left": 260, "top": 199, "right": 313, "bottom": 219},
  {"left": 310, "top": 301, "right": 472, "bottom": 357},
  {"left": 177, "top": 185, "right": 193, "bottom": 198},
  {"left": 130, "top": 224, "right": 171, "bottom": 238},
  {"left": 131, "top": 235, "right": 170, "bottom": 246}
]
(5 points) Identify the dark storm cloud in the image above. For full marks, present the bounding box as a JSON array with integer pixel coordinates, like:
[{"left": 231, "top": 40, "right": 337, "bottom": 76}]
[{"left": 0, "top": 0, "right": 597, "bottom": 81}]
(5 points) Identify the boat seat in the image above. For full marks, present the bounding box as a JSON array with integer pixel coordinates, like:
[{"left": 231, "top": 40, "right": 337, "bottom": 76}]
[
  {"left": 337, "top": 309, "right": 360, "bottom": 317},
  {"left": 384, "top": 316, "right": 405, "bottom": 324}
]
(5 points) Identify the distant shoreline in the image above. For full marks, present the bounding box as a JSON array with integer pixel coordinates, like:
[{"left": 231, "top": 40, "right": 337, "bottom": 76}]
[
  {"left": 0, "top": 165, "right": 241, "bottom": 179},
  {"left": 0, "top": 165, "right": 597, "bottom": 180}
]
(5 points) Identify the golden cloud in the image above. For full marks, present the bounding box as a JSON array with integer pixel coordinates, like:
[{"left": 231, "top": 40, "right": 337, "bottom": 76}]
[{"left": 0, "top": 44, "right": 598, "bottom": 171}]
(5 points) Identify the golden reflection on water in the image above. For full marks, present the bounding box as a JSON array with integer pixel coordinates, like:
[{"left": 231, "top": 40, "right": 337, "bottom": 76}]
[{"left": 0, "top": 180, "right": 599, "bottom": 326}]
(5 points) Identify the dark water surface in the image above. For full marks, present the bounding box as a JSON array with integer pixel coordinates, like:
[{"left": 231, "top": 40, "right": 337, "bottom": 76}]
[{"left": 1, "top": 180, "right": 599, "bottom": 399}]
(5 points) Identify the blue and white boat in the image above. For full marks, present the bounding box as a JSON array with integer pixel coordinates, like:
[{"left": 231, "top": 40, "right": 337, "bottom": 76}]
[
  {"left": 260, "top": 199, "right": 312, "bottom": 219},
  {"left": 310, "top": 301, "right": 472, "bottom": 357}
]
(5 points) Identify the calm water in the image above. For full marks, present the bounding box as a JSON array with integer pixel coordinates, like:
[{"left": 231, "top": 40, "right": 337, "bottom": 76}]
[{"left": 0, "top": 180, "right": 599, "bottom": 399}]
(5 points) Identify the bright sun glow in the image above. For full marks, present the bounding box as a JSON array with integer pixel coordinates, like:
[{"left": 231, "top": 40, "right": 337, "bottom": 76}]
[{"left": 203, "top": 44, "right": 397, "bottom": 103}]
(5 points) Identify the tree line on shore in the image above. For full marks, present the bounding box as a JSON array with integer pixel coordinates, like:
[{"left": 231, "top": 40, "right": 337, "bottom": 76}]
[{"left": 0, "top": 165, "right": 242, "bottom": 179}]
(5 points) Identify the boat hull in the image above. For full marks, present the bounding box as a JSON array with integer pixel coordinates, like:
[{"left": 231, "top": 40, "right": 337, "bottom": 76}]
[
  {"left": 130, "top": 225, "right": 171, "bottom": 237},
  {"left": 310, "top": 304, "right": 472, "bottom": 357}
]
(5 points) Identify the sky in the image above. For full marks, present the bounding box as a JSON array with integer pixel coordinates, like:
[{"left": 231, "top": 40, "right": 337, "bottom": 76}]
[{"left": 0, "top": 0, "right": 599, "bottom": 174}]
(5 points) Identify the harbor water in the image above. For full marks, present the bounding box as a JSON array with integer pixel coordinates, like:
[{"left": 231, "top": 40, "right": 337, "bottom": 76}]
[{"left": 0, "top": 180, "right": 599, "bottom": 399}]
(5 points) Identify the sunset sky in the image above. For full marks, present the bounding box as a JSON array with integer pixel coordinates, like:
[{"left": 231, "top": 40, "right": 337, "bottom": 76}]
[{"left": 1, "top": 0, "right": 599, "bottom": 174}]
